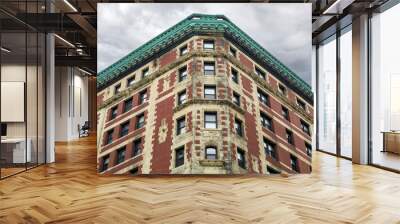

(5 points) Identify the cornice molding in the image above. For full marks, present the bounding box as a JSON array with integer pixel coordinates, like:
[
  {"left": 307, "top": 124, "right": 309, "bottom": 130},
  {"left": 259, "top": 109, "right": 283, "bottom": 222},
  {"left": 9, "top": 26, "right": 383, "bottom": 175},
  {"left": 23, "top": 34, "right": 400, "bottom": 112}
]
[{"left": 97, "top": 14, "right": 313, "bottom": 102}]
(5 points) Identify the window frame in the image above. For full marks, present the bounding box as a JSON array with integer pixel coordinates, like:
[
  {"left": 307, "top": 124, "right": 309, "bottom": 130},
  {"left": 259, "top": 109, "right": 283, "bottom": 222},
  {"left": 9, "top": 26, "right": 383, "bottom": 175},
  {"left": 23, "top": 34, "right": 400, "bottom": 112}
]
[
  {"left": 286, "top": 129, "right": 294, "bottom": 145},
  {"left": 229, "top": 46, "right": 237, "bottom": 57},
  {"left": 179, "top": 45, "right": 188, "bottom": 56},
  {"left": 282, "top": 106, "right": 290, "bottom": 121},
  {"left": 278, "top": 84, "right": 287, "bottom": 96},
  {"left": 110, "top": 106, "right": 118, "bottom": 120},
  {"left": 203, "top": 61, "right": 215, "bottom": 76},
  {"left": 257, "top": 89, "right": 270, "bottom": 107},
  {"left": 101, "top": 155, "right": 110, "bottom": 172},
  {"left": 116, "top": 146, "right": 126, "bottom": 165},
  {"left": 297, "top": 97, "right": 306, "bottom": 110},
  {"left": 106, "top": 129, "right": 114, "bottom": 145},
  {"left": 114, "top": 83, "right": 121, "bottom": 94},
  {"left": 290, "top": 154, "right": 299, "bottom": 172},
  {"left": 205, "top": 146, "right": 218, "bottom": 160},
  {"left": 234, "top": 118, "right": 243, "bottom": 137},
  {"left": 142, "top": 67, "right": 149, "bottom": 78},
  {"left": 232, "top": 91, "right": 241, "bottom": 106},
  {"left": 119, "top": 121, "right": 130, "bottom": 138},
  {"left": 203, "top": 40, "right": 215, "bottom": 50},
  {"left": 237, "top": 148, "right": 246, "bottom": 169},
  {"left": 123, "top": 97, "right": 133, "bottom": 113},
  {"left": 231, "top": 68, "right": 239, "bottom": 83},
  {"left": 127, "top": 75, "right": 135, "bottom": 87},
  {"left": 255, "top": 66, "right": 266, "bottom": 80},
  {"left": 175, "top": 146, "right": 185, "bottom": 167},
  {"left": 178, "top": 66, "right": 188, "bottom": 82},
  {"left": 136, "top": 113, "right": 145, "bottom": 129},
  {"left": 263, "top": 138, "right": 277, "bottom": 160},
  {"left": 204, "top": 85, "right": 216, "bottom": 100},
  {"left": 177, "top": 90, "right": 187, "bottom": 105},
  {"left": 204, "top": 112, "right": 218, "bottom": 129},
  {"left": 138, "top": 89, "right": 147, "bottom": 105},
  {"left": 133, "top": 138, "right": 142, "bottom": 157},
  {"left": 176, "top": 116, "right": 186, "bottom": 135},
  {"left": 301, "top": 120, "right": 311, "bottom": 135},
  {"left": 260, "top": 112, "right": 273, "bottom": 131},
  {"left": 305, "top": 142, "right": 312, "bottom": 157}
]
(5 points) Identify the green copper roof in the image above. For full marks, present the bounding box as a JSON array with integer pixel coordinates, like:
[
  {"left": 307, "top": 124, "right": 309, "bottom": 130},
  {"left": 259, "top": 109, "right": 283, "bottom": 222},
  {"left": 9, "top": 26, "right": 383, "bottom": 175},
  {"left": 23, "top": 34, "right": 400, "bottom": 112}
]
[{"left": 98, "top": 14, "right": 313, "bottom": 102}]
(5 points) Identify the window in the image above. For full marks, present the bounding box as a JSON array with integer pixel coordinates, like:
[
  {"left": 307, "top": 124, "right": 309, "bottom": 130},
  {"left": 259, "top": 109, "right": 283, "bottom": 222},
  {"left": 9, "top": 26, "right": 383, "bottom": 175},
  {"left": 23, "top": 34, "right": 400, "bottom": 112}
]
[
  {"left": 204, "top": 85, "right": 216, "bottom": 100},
  {"left": 204, "top": 62, "right": 215, "bottom": 76},
  {"left": 116, "top": 146, "right": 126, "bottom": 164},
  {"left": 263, "top": 138, "right": 277, "bottom": 160},
  {"left": 267, "top": 166, "right": 281, "bottom": 174},
  {"left": 231, "top": 68, "right": 239, "bottom": 83},
  {"left": 119, "top": 121, "right": 130, "bottom": 137},
  {"left": 255, "top": 66, "right": 266, "bottom": 80},
  {"left": 203, "top": 40, "right": 214, "bottom": 50},
  {"left": 232, "top": 92, "right": 240, "bottom": 106},
  {"left": 106, "top": 129, "right": 114, "bottom": 145},
  {"left": 139, "top": 89, "right": 147, "bottom": 104},
  {"left": 305, "top": 142, "right": 312, "bottom": 157},
  {"left": 178, "top": 66, "right": 187, "bottom": 82},
  {"left": 133, "top": 138, "right": 142, "bottom": 157},
  {"left": 286, "top": 129, "right": 294, "bottom": 145},
  {"left": 282, "top": 106, "right": 290, "bottom": 121},
  {"left": 180, "top": 45, "right": 188, "bottom": 56},
  {"left": 176, "top": 116, "right": 186, "bottom": 135},
  {"left": 204, "top": 112, "right": 217, "bottom": 129},
  {"left": 300, "top": 120, "right": 310, "bottom": 135},
  {"left": 297, "top": 98, "right": 306, "bottom": 110},
  {"left": 278, "top": 84, "right": 287, "bottom": 96},
  {"left": 260, "top": 112, "right": 273, "bottom": 131},
  {"left": 142, "top": 67, "right": 149, "bottom": 78},
  {"left": 130, "top": 167, "right": 139, "bottom": 175},
  {"left": 175, "top": 147, "right": 184, "bottom": 167},
  {"left": 290, "top": 154, "right": 299, "bottom": 172},
  {"left": 177, "top": 90, "right": 187, "bottom": 105},
  {"left": 136, "top": 113, "right": 145, "bottom": 129},
  {"left": 237, "top": 148, "right": 246, "bottom": 169},
  {"left": 114, "top": 83, "right": 121, "bottom": 94},
  {"left": 123, "top": 97, "right": 133, "bottom": 113},
  {"left": 229, "top": 46, "right": 237, "bottom": 57},
  {"left": 127, "top": 76, "right": 135, "bottom": 87},
  {"left": 257, "top": 89, "right": 270, "bottom": 107},
  {"left": 110, "top": 106, "right": 118, "bottom": 120},
  {"left": 205, "top": 146, "right": 217, "bottom": 160},
  {"left": 101, "top": 155, "right": 110, "bottom": 172},
  {"left": 234, "top": 118, "right": 243, "bottom": 137}
]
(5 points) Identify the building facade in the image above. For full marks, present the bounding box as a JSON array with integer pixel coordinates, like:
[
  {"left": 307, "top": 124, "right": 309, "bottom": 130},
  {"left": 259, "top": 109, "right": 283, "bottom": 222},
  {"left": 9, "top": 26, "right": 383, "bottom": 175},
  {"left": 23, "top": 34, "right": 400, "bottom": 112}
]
[{"left": 97, "top": 14, "right": 313, "bottom": 175}]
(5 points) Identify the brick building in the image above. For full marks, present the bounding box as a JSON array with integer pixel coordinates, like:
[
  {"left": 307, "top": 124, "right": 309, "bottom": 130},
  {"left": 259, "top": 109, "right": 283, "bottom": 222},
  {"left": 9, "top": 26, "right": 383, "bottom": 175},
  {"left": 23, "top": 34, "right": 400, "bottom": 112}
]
[{"left": 96, "top": 14, "right": 314, "bottom": 175}]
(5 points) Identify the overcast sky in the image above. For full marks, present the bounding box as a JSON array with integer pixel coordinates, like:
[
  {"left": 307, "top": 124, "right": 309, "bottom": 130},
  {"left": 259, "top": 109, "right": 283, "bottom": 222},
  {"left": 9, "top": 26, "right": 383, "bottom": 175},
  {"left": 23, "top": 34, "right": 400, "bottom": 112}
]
[{"left": 98, "top": 3, "right": 311, "bottom": 84}]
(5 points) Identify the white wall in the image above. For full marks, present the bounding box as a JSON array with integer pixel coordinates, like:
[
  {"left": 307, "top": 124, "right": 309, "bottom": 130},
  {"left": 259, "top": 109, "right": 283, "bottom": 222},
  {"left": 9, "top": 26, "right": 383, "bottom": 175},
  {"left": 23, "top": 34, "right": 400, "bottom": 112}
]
[{"left": 55, "top": 67, "right": 89, "bottom": 141}]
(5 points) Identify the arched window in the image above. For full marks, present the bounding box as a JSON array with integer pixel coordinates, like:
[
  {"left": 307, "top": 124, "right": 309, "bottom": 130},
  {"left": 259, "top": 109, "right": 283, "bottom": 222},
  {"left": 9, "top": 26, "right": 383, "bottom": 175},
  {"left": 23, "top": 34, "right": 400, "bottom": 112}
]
[{"left": 205, "top": 146, "right": 217, "bottom": 160}]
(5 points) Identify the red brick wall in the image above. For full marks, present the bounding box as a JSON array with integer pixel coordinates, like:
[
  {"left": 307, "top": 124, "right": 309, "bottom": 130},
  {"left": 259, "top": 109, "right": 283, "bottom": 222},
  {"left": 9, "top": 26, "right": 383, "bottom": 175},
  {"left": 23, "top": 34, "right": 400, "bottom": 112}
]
[
  {"left": 159, "top": 49, "right": 177, "bottom": 69},
  {"left": 238, "top": 52, "right": 253, "bottom": 71},
  {"left": 150, "top": 95, "right": 175, "bottom": 174},
  {"left": 243, "top": 98, "right": 261, "bottom": 173}
]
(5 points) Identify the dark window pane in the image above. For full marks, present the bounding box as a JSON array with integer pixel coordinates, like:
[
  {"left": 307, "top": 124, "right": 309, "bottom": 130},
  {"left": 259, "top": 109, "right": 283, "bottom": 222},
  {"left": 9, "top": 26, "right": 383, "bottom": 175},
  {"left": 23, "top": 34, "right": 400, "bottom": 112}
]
[{"left": 175, "top": 147, "right": 185, "bottom": 167}]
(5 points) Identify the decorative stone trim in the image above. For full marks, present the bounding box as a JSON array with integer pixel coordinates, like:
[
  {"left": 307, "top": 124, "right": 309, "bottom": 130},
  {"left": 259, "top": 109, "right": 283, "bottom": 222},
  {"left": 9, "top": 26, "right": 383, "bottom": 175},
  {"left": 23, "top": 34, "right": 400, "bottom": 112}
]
[
  {"left": 173, "top": 98, "right": 245, "bottom": 115},
  {"left": 199, "top": 160, "right": 225, "bottom": 167}
]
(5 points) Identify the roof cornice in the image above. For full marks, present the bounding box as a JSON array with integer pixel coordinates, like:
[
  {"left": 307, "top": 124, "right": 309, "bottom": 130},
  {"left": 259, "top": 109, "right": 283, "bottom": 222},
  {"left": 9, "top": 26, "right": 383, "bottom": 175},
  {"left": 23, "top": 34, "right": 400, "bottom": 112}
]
[{"left": 98, "top": 13, "right": 313, "bottom": 103}]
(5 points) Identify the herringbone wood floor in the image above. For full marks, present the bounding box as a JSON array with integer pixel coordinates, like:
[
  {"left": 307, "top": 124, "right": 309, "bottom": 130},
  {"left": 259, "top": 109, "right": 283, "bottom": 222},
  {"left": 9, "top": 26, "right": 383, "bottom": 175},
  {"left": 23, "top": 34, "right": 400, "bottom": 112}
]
[{"left": 1, "top": 135, "right": 400, "bottom": 224}]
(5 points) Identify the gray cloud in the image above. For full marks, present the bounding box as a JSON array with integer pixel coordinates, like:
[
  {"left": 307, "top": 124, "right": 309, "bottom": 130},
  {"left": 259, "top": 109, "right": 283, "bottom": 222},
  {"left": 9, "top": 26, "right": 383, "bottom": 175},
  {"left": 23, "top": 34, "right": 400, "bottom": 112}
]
[{"left": 98, "top": 3, "right": 311, "bottom": 84}]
